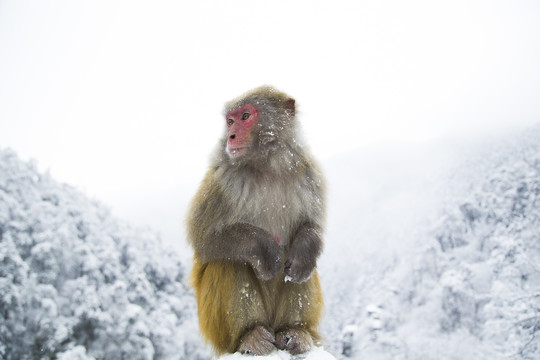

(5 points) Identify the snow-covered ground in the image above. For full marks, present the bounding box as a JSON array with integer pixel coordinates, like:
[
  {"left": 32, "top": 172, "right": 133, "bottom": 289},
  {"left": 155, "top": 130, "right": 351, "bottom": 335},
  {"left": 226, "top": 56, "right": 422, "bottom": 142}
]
[
  {"left": 219, "top": 347, "right": 336, "bottom": 360},
  {"left": 1, "top": 125, "right": 539, "bottom": 359}
]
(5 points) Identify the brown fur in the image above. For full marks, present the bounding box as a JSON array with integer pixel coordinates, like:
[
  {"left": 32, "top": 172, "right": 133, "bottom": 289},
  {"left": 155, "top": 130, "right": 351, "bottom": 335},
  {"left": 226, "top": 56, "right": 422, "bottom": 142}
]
[{"left": 186, "top": 85, "right": 326, "bottom": 355}]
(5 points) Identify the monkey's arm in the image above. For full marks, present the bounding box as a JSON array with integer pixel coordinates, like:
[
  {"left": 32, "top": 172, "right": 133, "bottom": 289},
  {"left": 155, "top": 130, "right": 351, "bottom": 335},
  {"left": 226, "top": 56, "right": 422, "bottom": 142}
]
[
  {"left": 194, "top": 222, "right": 283, "bottom": 281},
  {"left": 284, "top": 160, "right": 326, "bottom": 283},
  {"left": 187, "top": 172, "right": 282, "bottom": 280},
  {"left": 284, "top": 223, "right": 323, "bottom": 283}
]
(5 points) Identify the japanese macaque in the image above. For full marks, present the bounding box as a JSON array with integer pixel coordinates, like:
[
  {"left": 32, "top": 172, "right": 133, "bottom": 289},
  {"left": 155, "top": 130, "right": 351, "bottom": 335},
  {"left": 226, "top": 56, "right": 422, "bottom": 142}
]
[{"left": 186, "top": 86, "right": 326, "bottom": 356}]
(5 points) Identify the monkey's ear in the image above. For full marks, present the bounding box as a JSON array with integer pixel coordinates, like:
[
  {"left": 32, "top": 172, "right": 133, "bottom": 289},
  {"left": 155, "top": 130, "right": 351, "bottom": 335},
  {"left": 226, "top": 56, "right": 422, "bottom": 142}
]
[{"left": 284, "top": 98, "right": 295, "bottom": 116}]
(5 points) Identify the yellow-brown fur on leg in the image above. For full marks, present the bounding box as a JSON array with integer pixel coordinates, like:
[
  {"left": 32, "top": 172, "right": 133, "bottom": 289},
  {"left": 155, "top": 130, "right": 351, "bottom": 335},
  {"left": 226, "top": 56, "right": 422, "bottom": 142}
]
[
  {"left": 191, "top": 257, "right": 270, "bottom": 354},
  {"left": 191, "top": 255, "right": 323, "bottom": 354}
]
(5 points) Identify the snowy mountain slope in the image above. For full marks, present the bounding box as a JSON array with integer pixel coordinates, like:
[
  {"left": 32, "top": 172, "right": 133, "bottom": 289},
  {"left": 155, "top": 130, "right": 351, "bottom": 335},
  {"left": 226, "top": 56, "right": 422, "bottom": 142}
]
[
  {"left": 2, "top": 124, "right": 539, "bottom": 360},
  {"left": 0, "top": 149, "right": 209, "bottom": 360},
  {"left": 319, "top": 139, "right": 462, "bottom": 355},
  {"left": 319, "top": 126, "right": 540, "bottom": 359}
]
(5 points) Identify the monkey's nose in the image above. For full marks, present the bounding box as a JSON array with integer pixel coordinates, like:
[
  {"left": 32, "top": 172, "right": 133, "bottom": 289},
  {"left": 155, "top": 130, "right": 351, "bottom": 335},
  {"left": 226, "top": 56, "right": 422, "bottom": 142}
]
[{"left": 229, "top": 134, "right": 236, "bottom": 140}]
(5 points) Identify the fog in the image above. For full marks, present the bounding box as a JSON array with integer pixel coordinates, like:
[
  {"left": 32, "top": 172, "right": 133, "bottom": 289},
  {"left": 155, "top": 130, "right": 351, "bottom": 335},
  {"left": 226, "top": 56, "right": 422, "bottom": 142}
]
[{"left": 1, "top": 0, "right": 539, "bottom": 247}]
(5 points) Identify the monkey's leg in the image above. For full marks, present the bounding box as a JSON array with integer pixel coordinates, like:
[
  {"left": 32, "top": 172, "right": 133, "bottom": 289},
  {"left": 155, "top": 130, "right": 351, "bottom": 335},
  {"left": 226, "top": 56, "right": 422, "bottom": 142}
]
[
  {"left": 192, "top": 260, "right": 276, "bottom": 355},
  {"left": 273, "top": 270, "right": 324, "bottom": 354}
]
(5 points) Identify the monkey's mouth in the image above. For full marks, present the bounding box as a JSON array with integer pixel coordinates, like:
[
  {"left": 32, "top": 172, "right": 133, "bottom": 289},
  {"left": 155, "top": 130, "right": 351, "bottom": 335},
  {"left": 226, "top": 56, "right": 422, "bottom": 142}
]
[{"left": 227, "top": 146, "right": 250, "bottom": 158}]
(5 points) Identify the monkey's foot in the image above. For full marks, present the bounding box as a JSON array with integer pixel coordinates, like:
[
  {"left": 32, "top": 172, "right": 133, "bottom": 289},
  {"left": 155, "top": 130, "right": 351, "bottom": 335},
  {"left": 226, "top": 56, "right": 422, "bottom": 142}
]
[
  {"left": 237, "top": 325, "right": 276, "bottom": 356},
  {"left": 275, "top": 328, "right": 314, "bottom": 355}
]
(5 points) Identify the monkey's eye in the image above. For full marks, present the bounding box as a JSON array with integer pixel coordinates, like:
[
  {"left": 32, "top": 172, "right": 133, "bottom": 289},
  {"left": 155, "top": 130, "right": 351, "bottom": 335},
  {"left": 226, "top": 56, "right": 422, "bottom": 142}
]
[
  {"left": 227, "top": 118, "right": 234, "bottom": 126},
  {"left": 241, "top": 112, "right": 250, "bottom": 120}
]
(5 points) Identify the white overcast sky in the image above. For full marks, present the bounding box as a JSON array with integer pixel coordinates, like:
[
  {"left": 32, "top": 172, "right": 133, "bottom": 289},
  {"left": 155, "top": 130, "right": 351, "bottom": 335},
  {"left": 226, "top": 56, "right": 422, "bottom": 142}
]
[{"left": 1, "top": 0, "right": 540, "bottom": 244}]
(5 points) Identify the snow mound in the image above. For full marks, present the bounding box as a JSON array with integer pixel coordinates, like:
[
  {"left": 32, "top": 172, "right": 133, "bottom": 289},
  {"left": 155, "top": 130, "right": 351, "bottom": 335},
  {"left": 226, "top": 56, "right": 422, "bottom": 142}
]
[{"left": 219, "top": 347, "right": 336, "bottom": 360}]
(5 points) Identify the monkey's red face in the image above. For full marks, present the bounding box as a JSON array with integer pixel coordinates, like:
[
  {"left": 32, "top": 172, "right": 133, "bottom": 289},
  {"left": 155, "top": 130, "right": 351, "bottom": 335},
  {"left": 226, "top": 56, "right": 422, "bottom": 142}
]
[{"left": 225, "top": 104, "right": 259, "bottom": 158}]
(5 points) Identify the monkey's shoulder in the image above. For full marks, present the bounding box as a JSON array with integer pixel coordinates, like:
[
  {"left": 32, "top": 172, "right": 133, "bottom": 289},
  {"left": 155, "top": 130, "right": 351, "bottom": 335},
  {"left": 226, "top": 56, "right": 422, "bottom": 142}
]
[{"left": 190, "top": 161, "right": 325, "bottom": 231}]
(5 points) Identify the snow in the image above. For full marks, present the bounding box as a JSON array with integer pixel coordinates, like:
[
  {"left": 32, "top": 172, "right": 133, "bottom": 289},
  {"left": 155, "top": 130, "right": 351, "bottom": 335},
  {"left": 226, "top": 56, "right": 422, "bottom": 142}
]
[
  {"left": 1, "top": 124, "right": 540, "bottom": 359},
  {"left": 0, "top": 149, "right": 209, "bottom": 359},
  {"left": 319, "top": 126, "right": 540, "bottom": 359},
  {"left": 219, "top": 347, "right": 336, "bottom": 360}
]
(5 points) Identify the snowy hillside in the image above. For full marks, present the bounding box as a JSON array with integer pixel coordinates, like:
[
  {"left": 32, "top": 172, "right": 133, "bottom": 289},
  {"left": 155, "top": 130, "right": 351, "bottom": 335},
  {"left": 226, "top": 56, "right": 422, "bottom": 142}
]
[
  {"left": 0, "top": 149, "right": 209, "bottom": 359},
  {"left": 1, "top": 125, "right": 539, "bottom": 360},
  {"left": 320, "top": 127, "right": 540, "bottom": 359}
]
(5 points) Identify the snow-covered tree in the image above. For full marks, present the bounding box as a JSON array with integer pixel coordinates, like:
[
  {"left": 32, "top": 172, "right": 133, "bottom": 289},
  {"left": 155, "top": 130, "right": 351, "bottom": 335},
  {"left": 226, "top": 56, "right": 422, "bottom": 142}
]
[
  {"left": 3, "top": 125, "right": 540, "bottom": 360},
  {"left": 321, "top": 126, "right": 540, "bottom": 359},
  {"left": 0, "top": 149, "right": 209, "bottom": 359}
]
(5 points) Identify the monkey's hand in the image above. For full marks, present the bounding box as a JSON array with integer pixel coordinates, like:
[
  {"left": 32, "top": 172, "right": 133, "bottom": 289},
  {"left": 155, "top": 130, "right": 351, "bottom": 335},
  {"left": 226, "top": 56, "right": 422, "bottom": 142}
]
[
  {"left": 284, "top": 225, "right": 322, "bottom": 283},
  {"left": 284, "top": 254, "right": 316, "bottom": 283},
  {"left": 249, "top": 232, "right": 283, "bottom": 281}
]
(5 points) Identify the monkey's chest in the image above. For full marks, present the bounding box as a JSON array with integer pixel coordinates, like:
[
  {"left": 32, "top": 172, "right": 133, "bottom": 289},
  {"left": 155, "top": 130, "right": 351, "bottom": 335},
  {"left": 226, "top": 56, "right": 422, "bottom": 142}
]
[{"left": 237, "top": 181, "right": 304, "bottom": 247}]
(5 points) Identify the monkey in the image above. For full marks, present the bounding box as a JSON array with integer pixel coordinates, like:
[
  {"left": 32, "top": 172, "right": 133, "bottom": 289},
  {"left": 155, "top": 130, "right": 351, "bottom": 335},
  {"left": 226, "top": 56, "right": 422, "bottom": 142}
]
[{"left": 186, "top": 85, "right": 326, "bottom": 356}]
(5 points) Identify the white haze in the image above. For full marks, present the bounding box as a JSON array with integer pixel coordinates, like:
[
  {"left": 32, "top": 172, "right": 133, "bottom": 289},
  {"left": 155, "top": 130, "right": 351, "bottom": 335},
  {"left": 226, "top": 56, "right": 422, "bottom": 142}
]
[{"left": 1, "top": 0, "right": 539, "bottom": 248}]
